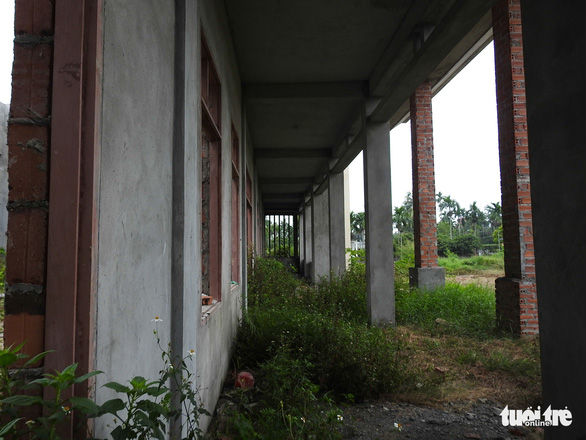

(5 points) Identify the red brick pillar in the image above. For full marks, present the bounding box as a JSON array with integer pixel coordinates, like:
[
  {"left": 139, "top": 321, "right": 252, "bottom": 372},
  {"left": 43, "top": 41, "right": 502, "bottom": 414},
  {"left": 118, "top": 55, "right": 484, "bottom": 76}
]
[
  {"left": 493, "top": 0, "right": 537, "bottom": 336},
  {"left": 4, "top": 0, "right": 54, "bottom": 360},
  {"left": 409, "top": 82, "right": 445, "bottom": 289}
]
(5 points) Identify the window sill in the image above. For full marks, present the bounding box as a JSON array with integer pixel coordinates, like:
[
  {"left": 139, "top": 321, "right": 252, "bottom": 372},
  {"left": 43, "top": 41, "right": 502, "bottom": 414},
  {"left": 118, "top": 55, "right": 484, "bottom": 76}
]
[{"left": 201, "top": 301, "right": 221, "bottom": 325}]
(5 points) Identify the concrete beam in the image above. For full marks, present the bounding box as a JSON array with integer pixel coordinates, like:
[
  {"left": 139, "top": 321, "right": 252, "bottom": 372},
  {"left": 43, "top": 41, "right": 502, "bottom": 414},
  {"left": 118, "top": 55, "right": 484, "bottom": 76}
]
[
  {"left": 364, "top": 121, "right": 395, "bottom": 325},
  {"left": 370, "top": 0, "right": 497, "bottom": 123},
  {"left": 255, "top": 148, "right": 331, "bottom": 159},
  {"left": 244, "top": 81, "right": 367, "bottom": 102}
]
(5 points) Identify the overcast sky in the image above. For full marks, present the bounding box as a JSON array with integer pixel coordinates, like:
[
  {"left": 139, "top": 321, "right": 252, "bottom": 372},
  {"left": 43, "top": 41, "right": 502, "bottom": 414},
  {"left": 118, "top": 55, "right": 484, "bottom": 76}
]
[
  {"left": 349, "top": 42, "right": 500, "bottom": 213},
  {"left": 0, "top": 2, "right": 500, "bottom": 214}
]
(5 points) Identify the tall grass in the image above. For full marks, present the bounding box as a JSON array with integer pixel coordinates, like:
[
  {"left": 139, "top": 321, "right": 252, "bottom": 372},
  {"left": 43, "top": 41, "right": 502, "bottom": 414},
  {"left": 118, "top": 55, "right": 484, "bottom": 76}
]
[
  {"left": 439, "top": 251, "right": 504, "bottom": 274},
  {"left": 396, "top": 282, "right": 497, "bottom": 337}
]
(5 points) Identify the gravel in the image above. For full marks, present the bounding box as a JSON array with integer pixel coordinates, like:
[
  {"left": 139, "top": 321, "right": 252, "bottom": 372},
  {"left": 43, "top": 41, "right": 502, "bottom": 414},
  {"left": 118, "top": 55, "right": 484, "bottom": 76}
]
[{"left": 339, "top": 399, "right": 544, "bottom": 440}]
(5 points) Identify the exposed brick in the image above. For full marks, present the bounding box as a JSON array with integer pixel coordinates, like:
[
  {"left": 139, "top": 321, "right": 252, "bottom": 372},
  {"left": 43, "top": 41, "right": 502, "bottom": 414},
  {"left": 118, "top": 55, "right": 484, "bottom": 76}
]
[
  {"left": 10, "top": 43, "right": 53, "bottom": 119},
  {"left": 14, "top": 0, "right": 55, "bottom": 36},
  {"left": 4, "top": 313, "right": 45, "bottom": 363},
  {"left": 6, "top": 207, "right": 48, "bottom": 285},
  {"left": 493, "top": 0, "right": 537, "bottom": 336},
  {"left": 410, "top": 82, "right": 439, "bottom": 269},
  {"left": 7, "top": 124, "right": 49, "bottom": 201}
]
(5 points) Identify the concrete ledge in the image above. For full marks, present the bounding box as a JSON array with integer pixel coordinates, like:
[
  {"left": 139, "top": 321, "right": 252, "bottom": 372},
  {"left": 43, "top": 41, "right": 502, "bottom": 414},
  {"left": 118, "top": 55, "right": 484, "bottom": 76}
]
[{"left": 409, "top": 267, "right": 446, "bottom": 290}]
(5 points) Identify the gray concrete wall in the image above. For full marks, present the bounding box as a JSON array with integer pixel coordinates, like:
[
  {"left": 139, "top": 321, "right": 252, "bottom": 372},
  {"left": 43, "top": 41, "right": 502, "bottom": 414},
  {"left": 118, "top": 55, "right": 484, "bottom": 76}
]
[
  {"left": 94, "top": 0, "right": 245, "bottom": 435},
  {"left": 0, "top": 103, "right": 8, "bottom": 249},
  {"left": 522, "top": 2, "right": 586, "bottom": 438},
  {"left": 94, "top": 5, "right": 176, "bottom": 438},
  {"left": 197, "top": 0, "right": 243, "bottom": 429}
]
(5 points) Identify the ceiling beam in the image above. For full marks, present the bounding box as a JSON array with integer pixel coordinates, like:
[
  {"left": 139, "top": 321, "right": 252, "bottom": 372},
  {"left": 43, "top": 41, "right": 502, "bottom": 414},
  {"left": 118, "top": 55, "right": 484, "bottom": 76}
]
[
  {"left": 244, "top": 81, "right": 367, "bottom": 102},
  {"left": 260, "top": 177, "right": 313, "bottom": 186},
  {"left": 255, "top": 148, "right": 331, "bottom": 159},
  {"left": 369, "top": 0, "right": 498, "bottom": 123}
]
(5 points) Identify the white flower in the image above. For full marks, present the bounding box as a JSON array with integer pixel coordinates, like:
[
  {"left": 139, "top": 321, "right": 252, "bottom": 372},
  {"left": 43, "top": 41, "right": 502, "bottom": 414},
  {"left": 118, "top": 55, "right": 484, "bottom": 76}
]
[
  {"left": 187, "top": 349, "right": 195, "bottom": 357},
  {"left": 301, "top": 417, "right": 306, "bottom": 423},
  {"left": 394, "top": 422, "right": 402, "bottom": 431},
  {"left": 337, "top": 414, "right": 343, "bottom": 422},
  {"left": 152, "top": 316, "right": 163, "bottom": 322}
]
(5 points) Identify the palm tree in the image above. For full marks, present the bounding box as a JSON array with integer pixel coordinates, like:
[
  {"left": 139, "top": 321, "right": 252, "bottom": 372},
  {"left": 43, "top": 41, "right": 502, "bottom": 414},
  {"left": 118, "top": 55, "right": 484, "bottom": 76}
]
[
  {"left": 466, "top": 202, "right": 486, "bottom": 237},
  {"left": 437, "top": 193, "right": 460, "bottom": 238},
  {"left": 350, "top": 211, "right": 365, "bottom": 242}
]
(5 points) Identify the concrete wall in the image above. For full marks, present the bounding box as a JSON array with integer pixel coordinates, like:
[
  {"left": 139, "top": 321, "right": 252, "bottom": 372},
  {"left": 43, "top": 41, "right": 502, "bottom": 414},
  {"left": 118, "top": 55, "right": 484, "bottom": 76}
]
[
  {"left": 0, "top": 103, "right": 7, "bottom": 249},
  {"left": 197, "top": 0, "right": 244, "bottom": 429},
  {"left": 94, "top": 4, "right": 176, "bottom": 435},
  {"left": 94, "top": 0, "right": 245, "bottom": 435}
]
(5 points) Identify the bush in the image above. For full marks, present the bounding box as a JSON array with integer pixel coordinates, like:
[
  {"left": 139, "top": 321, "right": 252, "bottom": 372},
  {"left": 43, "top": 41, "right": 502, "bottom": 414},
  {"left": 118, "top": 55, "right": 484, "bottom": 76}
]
[{"left": 438, "top": 234, "right": 482, "bottom": 257}]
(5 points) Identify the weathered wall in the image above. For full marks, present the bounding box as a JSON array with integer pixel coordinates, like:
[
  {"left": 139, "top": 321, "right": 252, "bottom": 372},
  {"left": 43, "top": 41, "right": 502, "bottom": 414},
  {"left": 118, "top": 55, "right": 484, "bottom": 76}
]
[
  {"left": 0, "top": 102, "right": 8, "bottom": 249},
  {"left": 196, "top": 0, "right": 243, "bottom": 429},
  {"left": 94, "top": 1, "right": 175, "bottom": 435}
]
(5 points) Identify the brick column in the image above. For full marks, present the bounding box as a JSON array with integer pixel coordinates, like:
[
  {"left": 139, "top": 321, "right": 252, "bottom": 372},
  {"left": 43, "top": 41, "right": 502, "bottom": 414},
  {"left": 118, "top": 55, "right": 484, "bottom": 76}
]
[
  {"left": 4, "top": 0, "right": 55, "bottom": 362},
  {"left": 408, "top": 82, "right": 445, "bottom": 290},
  {"left": 493, "top": 0, "right": 537, "bottom": 336}
]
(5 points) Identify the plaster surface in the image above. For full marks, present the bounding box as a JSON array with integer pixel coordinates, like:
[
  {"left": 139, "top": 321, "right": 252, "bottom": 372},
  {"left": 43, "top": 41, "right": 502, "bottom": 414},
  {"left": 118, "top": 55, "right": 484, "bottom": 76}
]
[
  {"left": 329, "top": 170, "right": 350, "bottom": 276},
  {"left": 364, "top": 121, "right": 395, "bottom": 325},
  {"left": 409, "top": 267, "right": 446, "bottom": 291},
  {"left": 95, "top": 4, "right": 175, "bottom": 438},
  {"left": 312, "top": 189, "right": 330, "bottom": 281}
]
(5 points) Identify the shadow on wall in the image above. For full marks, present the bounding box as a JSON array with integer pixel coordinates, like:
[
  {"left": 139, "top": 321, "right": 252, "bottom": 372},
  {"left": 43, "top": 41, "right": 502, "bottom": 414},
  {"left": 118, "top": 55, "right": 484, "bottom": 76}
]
[{"left": 0, "top": 103, "right": 7, "bottom": 250}]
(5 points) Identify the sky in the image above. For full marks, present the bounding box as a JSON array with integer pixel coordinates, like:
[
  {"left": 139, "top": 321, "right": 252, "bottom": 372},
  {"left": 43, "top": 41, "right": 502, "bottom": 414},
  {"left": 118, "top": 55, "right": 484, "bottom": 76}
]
[
  {"left": 0, "top": 1, "right": 500, "bottom": 214},
  {"left": 0, "top": 1, "right": 14, "bottom": 104},
  {"left": 349, "top": 43, "right": 501, "bottom": 214}
]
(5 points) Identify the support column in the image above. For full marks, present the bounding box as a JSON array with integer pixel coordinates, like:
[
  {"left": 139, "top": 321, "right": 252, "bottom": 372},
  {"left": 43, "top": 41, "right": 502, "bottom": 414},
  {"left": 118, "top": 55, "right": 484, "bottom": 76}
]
[
  {"left": 329, "top": 170, "right": 350, "bottom": 276},
  {"left": 312, "top": 189, "right": 330, "bottom": 281},
  {"left": 304, "top": 202, "right": 313, "bottom": 280},
  {"left": 299, "top": 208, "right": 305, "bottom": 274},
  {"left": 493, "top": 0, "right": 537, "bottom": 336},
  {"left": 364, "top": 121, "right": 394, "bottom": 325},
  {"left": 409, "top": 82, "right": 445, "bottom": 290},
  {"left": 522, "top": 1, "right": 586, "bottom": 437}
]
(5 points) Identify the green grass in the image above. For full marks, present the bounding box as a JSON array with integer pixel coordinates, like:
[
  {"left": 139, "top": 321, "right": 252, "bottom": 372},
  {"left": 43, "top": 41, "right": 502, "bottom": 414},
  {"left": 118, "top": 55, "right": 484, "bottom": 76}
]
[
  {"left": 396, "top": 282, "right": 497, "bottom": 338},
  {"left": 439, "top": 252, "right": 504, "bottom": 274}
]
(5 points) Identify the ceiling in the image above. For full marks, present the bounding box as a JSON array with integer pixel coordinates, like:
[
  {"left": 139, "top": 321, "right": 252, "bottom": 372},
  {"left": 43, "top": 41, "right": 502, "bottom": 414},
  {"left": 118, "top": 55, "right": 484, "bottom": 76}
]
[{"left": 223, "top": 0, "right": 496, "bottom": 214}]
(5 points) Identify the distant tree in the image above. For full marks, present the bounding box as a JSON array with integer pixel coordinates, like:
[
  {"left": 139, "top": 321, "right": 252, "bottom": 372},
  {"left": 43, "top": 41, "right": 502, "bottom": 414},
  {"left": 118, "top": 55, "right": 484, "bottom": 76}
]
[
  {"left": 465, "top": 202, "right": 486, "bottom": 236},
  {"left": 437, "top": 193, "right": 461, "bottom": 238},
  {"left": 485, "top": 202, "right": 502, "bottom": 231},
  {"left": 350, "top": 211, "right": 365, "bottom": 241}
]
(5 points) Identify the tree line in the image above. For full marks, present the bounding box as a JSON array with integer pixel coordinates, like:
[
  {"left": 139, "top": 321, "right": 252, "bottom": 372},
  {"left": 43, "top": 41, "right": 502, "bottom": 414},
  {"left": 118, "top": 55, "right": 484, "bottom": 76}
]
[{"left": 351, "top": 193, "right": 503, "bottom": 257}]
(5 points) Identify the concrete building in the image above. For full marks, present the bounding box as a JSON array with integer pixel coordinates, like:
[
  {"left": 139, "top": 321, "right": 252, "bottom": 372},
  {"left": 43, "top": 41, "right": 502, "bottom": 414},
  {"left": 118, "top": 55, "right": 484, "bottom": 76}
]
[{"left": 4, "top": 0, "right": 585, "bottom": 438}]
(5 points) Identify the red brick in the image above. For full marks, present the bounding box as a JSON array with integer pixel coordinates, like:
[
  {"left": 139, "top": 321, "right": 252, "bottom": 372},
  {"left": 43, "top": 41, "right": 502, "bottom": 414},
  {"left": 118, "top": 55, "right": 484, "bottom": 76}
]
[
  {"left": 7, "top": 124, "right": 49, "bottom": 201},
  {"left": 6, "top": 207, "right": 48, "bottom": 285},
  {"left": 4, "top": 313, "right": 45, "bottom": 365},
  {"left": 14, "top": 0, "right": 54, "bottom": 36},
  {"left": 10, "top": 43, "right": 53, "bottom": 119}
]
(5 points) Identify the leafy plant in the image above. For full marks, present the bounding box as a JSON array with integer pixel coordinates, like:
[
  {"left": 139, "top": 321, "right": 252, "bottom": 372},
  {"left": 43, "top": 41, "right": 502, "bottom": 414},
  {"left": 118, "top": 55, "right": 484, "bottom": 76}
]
[{"left": 0, "top": 343, "right": 101, "bottom": 439}]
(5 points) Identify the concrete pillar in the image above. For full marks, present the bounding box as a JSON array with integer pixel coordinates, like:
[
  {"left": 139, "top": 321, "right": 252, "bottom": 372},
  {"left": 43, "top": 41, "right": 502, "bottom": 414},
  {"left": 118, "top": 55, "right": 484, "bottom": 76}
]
[
  {"left": 312, "top": 188, "right": 330, "bottom": 281},
  {"left": 299, "top": 208, "right": 305, "bottom": 273},
  {"left": 304, "top": 202, "right": 313, "bottom": 280},
  {"left": 492, "top": 0, "right": 537, "bottom": 336},
  {"left": 409, "top": 81, "right": 445, "bottom": 290},
  {"left": 329, "top": 170, "right": 350, "bottom": 276},
  {"left": 522, "top": 1, "right": 586, "bottom": 437},
  {"left": 364, "top": 121, "right": 394, "bottom": 325}
]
